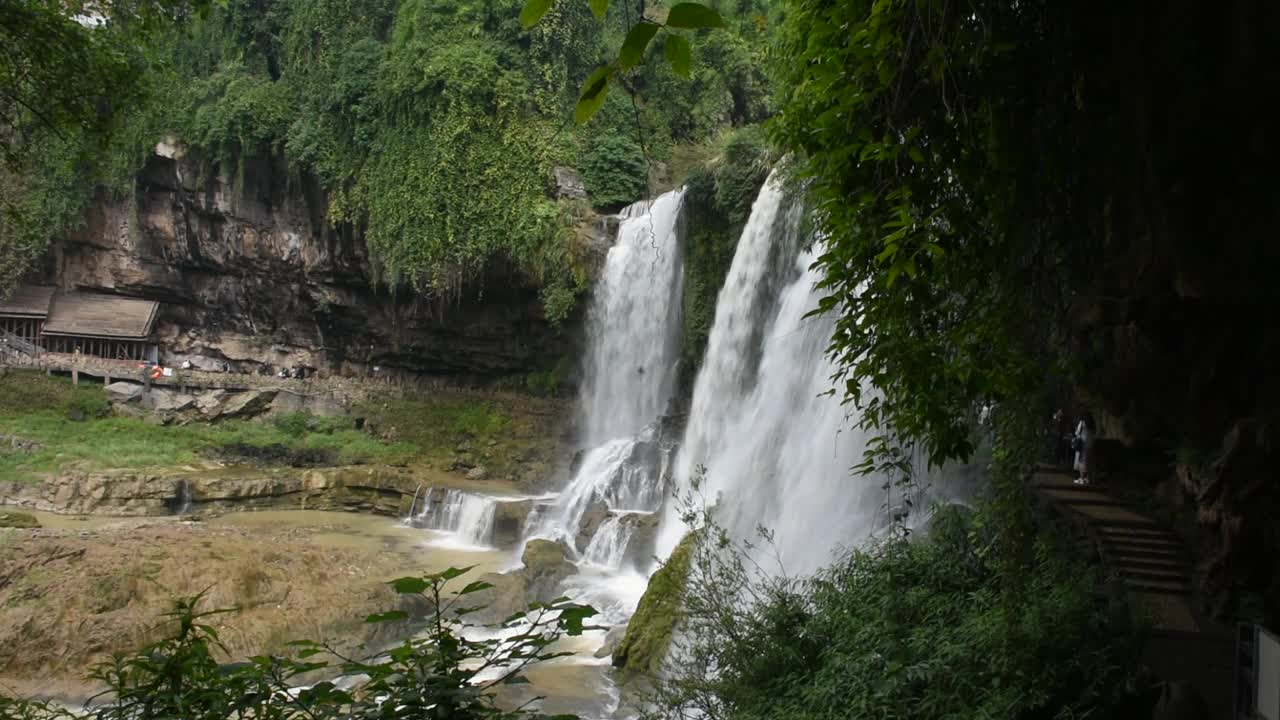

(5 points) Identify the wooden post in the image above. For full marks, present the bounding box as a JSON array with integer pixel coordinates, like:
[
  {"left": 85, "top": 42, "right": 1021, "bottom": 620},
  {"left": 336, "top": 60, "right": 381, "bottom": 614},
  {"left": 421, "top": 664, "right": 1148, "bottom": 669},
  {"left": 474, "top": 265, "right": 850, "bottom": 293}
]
[
  {"left": 72, "top": 369, "right": 78, "bottom": 385},
  {"left": 104, "top": 374, "right": 111, "bottom": 386}
]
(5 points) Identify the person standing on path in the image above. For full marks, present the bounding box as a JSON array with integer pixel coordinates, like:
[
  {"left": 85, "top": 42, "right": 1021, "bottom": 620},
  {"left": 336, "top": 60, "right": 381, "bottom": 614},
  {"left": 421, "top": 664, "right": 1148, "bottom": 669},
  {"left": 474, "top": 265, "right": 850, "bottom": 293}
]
[{"left": 1073, "top": 414, "right": 1095, "bottom": 485}]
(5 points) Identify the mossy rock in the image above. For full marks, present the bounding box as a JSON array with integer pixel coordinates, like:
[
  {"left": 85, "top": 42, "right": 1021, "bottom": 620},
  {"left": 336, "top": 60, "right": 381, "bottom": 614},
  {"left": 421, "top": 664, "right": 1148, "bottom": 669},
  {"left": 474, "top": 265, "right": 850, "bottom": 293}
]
[
  {"left": 522, "top": 538, "right": 571, "bottom": 572},
  {"left": 521, "top": 538, "right": 575, "bottom": 602},
  {"left": 612, "top": 532, "right": 696, "bottom": 674},
  {"left": 0, "top": 510, "right": 39, "bottom": 528}
]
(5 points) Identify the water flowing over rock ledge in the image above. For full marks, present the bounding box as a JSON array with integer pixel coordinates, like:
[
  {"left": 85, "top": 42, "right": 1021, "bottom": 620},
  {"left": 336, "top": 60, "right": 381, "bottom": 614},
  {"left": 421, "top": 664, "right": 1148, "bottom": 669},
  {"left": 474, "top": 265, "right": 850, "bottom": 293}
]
[{"left": 0, "top": 467, "right": 530, "bottom": 535}]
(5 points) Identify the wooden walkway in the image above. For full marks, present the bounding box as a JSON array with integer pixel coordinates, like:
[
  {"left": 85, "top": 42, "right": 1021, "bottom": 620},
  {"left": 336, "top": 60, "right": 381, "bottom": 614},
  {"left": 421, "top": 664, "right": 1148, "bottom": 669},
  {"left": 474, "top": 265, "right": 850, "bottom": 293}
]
[
  {"left": 1030, "top": 468, "right": 1235, "bottom": 720},
  {"left": 3, "top": 353, "right": 367, "bottom": 399}
]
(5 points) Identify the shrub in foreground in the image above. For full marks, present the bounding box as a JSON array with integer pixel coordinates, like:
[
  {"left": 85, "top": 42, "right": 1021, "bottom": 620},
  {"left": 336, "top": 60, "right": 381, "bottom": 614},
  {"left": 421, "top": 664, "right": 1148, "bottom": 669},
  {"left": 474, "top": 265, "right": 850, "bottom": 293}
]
[
  {"left": 648, "top": 506, "right": 1140, "bottom": 720},
  {"left": 0, "top": 567, "right": 595, "bottom": 720}
]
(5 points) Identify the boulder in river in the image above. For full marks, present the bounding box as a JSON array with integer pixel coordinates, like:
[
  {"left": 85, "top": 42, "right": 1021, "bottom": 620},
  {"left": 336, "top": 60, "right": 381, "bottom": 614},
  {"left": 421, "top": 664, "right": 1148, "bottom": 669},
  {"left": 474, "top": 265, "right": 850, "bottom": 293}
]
[
  {"left": 521, "top": 538, "right": 576, "bottom": 603},
  {"left": 613, "top": 531, "right": 696, "bottom": 673},
  {"left": 0, "top": 510, "right": 39, "bottom": 528},
  {"left": 460, "top": 571, "right": 529, "bottom": 624},
  {"left": 492, "top": 499, "right": 533, "bottom": 547},
  {"left": 574, "top": 499, "right": 610, "bottom": 553}
]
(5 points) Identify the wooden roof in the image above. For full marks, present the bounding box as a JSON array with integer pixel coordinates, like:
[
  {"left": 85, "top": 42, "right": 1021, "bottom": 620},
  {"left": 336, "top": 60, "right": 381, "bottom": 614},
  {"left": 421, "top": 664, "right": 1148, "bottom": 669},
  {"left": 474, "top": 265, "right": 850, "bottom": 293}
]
[
  {"left": 42, "top": 292, "right": 159, "bottom": 340},
  {"left": 0, "top": 286, "right": 55, "bottom": 318}
]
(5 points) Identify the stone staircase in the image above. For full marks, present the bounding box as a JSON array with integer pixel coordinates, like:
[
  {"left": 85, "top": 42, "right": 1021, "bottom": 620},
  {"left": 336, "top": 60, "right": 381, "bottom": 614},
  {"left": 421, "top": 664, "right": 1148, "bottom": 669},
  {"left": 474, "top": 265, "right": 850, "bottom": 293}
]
[{"left": 1031, "top": 468, "right": 1235, "bottom": 719}]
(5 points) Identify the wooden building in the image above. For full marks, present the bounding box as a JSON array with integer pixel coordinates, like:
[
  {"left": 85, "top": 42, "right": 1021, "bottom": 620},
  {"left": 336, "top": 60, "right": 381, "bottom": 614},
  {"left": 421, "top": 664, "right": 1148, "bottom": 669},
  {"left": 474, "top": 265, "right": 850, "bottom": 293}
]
[
  {"left": 0, "top": 286, "right": 55, "bottom": 345},
  {"left": 41, "top": 292, "right": 160, "bottom": 361}
]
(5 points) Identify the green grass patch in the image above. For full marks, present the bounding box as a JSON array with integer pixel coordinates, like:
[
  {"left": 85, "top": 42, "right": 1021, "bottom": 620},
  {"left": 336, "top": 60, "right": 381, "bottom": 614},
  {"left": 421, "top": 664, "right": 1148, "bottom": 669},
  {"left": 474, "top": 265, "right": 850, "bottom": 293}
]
[
  {"left": 0, "top": 374, "right": 417, "bottom": 480},
  {"left": 0, "top": 369, "right": 109, "bottom": 418},
  {"left": 0, "top": 373, "right": 566, "bottom": 482},
  {"left": 357, "top": 391, "right": 566, "bottom": 482}
]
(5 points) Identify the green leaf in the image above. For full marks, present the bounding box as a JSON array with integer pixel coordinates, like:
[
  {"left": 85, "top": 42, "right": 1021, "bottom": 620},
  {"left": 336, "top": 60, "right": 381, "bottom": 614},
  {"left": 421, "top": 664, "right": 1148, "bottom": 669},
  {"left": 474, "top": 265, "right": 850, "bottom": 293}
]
[
  {"left": 458, "top": 581, "right": 495, "bottom": 595},
  {"left": 558, "top": 605, "right": 599, "bottom": 635},
  {"left": 389, "top": 577, "right": 429, "bottom": 594},
  {"left": 588, "top": 0, "right": 608, "bottom": 20},
  {"left": 907, "top": 146, "right": 925, "bottom": 163},
  {"left": 575, "top": 66, "right": 612, "bottom": 124},
  {"left": 436, "top": 565, "right": 476, "bottom": 581},
  {"left": 365, "top": 610, "right": 409, "bottom": 623},
  {"left": 665, "top": 3, "right": 725, "bottom": 29},
  {"left": 664, "top": 35, "right": 691, "bottom": 78},
  {"left": 519, "top": 0, "right": 553, "bottom": 28},
  {"left": 618, "top": 22, "right": 660, "bottom": 69}
]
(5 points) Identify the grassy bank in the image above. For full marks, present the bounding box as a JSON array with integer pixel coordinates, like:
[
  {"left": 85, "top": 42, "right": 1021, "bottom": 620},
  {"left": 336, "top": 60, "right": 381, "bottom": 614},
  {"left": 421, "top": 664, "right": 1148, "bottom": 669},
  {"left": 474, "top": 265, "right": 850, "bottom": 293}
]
[{"left": 0, "top": 371, "right": 565, "bottom": 482}]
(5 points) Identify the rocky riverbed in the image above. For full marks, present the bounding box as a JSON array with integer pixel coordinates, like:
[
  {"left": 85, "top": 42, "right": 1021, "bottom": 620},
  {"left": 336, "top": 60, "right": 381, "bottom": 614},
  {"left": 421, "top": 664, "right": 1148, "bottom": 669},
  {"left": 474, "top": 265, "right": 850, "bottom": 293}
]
[{"left": 0, "top": 509, "right": 497, "bottom": 701}]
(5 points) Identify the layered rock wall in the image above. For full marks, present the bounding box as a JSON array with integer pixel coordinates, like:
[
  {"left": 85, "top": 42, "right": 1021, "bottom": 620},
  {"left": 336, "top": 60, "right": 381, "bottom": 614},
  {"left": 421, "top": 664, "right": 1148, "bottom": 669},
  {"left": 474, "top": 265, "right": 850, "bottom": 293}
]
[{"left": 44, "top": 147, "right": 574, "bottom": 381}]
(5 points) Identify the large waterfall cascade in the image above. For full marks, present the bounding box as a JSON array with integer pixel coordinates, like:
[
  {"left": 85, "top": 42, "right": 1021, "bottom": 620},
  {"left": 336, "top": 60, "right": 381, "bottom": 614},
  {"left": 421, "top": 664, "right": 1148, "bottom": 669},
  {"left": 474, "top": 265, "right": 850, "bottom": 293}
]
[
  {"left": 655, "top": 173, "right": 886, "bottom": 576},
  {"left": 406, "top": 190, "right": 686, "bottom": 575},
  {"left": 523, "top": 189, "right": 687, "bottom": 575},
  {"left": 405, "top": 172, "right": 900, "bottom": 663}
]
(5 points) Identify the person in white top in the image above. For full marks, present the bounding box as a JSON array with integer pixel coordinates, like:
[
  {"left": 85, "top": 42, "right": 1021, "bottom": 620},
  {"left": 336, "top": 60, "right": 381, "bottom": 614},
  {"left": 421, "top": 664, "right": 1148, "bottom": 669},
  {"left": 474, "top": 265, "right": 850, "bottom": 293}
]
[{"left": 1073, "top": 415, "right": 1094, "bottom": 485}]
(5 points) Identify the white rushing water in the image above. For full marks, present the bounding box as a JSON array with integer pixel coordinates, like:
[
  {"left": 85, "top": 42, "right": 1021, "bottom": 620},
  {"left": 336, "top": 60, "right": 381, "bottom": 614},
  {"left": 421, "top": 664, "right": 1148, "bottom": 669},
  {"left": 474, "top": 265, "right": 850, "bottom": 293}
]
[
  {"left": 656, "top": 171, "right": 884, "bottom": 577},
  {"left": 396, "top": 175, "right": 910, "bottom": 717},
  {"left": 410, "top": 488, "right": 499, "bottom": 549},
  {"left": 526, "top": 190, "right": 685, "bottom": 575},
  {"left": 577, "top": 191, "right": 686, "bottom": 446}
]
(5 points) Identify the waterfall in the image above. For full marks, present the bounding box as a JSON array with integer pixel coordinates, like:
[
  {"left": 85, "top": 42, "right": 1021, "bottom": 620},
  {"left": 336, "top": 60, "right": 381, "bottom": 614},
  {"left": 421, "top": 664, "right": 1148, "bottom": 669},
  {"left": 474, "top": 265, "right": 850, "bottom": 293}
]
[
  {"left": 656, "top": 171, "right": 883, "bottom": 577},
  {"left": 577, "top": 190, "right": 686, "bottom": 446},
  {"left": 581, "top": 515, "right": 636, "bottom": 569},
  {"left": 172, "top": 479, "right": 194, "bottom": 516},
  {"left": 411, "top": 488, "right": 499, "bottom": 549},
  {"left": 526, "top": 189, "right": 685, "bottom": 568}
]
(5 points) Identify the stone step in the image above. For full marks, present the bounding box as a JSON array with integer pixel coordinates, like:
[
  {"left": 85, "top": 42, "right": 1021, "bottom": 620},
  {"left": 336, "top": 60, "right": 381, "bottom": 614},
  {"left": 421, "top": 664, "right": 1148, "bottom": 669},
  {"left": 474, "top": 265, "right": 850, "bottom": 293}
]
[
  {"left": 1098, "top": 525, "right": 1178, "bottom": 540},
  {"left": 1122, "top": 577, "right": 1191, "bottom": 595},
  {"left": 1129, "top": 593, "right": 1201, "bottom": 633},
  {"left": 1116, "top": 566, "right": 1190, "bottom": 584},
  {"left": 1107, "top": 554, "right": 1190, "bottom": 573},
  {"left": 1100, "top": 536, "right": 1185, "bottom": 553}
]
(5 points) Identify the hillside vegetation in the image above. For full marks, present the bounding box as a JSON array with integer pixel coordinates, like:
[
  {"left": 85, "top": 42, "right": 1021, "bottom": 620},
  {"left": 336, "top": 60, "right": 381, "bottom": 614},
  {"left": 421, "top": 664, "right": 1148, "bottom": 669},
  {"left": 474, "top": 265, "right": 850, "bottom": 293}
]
[{"left": 1, "top": 0, "right": 773, "bottom": 324}]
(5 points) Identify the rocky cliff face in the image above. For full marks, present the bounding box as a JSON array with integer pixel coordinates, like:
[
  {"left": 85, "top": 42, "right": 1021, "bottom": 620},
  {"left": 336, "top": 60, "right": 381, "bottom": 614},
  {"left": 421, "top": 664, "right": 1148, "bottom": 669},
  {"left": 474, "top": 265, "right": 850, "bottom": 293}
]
[{"left": 44, "top": 146, "right": 575, "bottom": 380}]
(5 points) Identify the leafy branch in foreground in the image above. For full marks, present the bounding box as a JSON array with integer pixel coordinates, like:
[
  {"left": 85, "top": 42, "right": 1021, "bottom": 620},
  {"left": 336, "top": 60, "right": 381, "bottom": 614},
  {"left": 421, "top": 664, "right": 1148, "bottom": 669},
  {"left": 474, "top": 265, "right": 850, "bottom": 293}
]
[
  {"left": 520, "top": 0, "right": 726, "bottom": 123},
  {"left": 0, "top": 566, "right": 597, "bottom": 720},
  {"left": 642, "top": 491, "right": 1141, "bottom": 720}
]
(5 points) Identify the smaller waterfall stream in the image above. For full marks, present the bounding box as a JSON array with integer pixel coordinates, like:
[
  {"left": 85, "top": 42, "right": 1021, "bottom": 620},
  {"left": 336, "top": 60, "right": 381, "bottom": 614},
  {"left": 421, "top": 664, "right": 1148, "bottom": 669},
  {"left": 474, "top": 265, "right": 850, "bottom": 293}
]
[{"left": 409, "top": 489, "right": 499, "bottom": 549}]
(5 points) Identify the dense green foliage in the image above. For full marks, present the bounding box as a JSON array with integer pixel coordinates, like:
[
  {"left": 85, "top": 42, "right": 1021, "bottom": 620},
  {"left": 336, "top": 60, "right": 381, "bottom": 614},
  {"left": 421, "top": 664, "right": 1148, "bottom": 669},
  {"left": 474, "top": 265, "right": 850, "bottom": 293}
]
[
  {"left": 579, "top": 133, "right": 647, "bottom": 210},
  {"left": 0, "top": 372, "right": 567, "bottom": 480},
  {"left": 2, "top": 0, "right": 773, "bottom": 324},
  {"left": 678, "top": 125, "right": 770, "bottom": 377},
  {"left": 0, "top": 567, "right": 597, "bottom": 720},
  {"left": 648, "top": 505, "right": 1139, "bottom": 720},
  {"left": 769, "top": 0, "right": 1080, "bottom": 472},
  {"left": 0, "top": 0, "right": 200, "bottom": 295}
]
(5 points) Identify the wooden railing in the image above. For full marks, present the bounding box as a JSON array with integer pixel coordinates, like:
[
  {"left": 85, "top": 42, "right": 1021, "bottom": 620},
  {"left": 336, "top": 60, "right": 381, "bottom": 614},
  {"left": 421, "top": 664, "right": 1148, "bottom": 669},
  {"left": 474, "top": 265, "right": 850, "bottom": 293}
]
[{"left": 0, "top": 330, "right": 43, "bottom": 359}]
